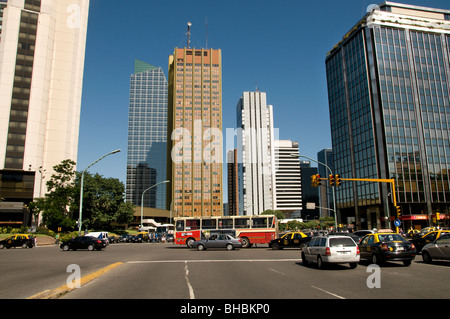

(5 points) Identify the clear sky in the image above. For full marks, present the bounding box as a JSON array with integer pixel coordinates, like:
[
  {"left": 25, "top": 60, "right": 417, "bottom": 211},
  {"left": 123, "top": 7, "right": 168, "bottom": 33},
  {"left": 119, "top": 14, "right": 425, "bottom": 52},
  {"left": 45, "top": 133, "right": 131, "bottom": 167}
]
[{"left": 77, "top": 0, "right": 450, "bottom": 195}]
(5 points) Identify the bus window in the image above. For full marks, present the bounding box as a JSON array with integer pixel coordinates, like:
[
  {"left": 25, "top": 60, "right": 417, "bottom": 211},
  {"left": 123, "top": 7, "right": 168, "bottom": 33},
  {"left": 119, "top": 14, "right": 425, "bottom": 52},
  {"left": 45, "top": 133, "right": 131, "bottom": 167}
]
[
  {"left": 186, "top": 220, "right": 200, "bottom": 230},
  {"left": 176, "top": 220, "right": 185, "bottom": 231},
  {"left": 252, "top": 217, "right": 267, "bottom": 228},
  {"left": 202, "top": 219, "right": 217, "bottom": 230},
  {"left": 218, "top": 218, "right": 233, "bottom": 229},
  {"left": 234, "top": 218, "right": 249, "bottom": 228}
]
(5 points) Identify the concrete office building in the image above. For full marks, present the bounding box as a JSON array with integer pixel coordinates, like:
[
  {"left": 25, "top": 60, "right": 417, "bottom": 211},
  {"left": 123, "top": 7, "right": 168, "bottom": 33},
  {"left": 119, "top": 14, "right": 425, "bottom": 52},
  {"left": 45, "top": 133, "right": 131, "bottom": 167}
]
[
  {"left": 326, "top": 1, "right": 450, "bottom": 230},
  {"left": 167, "top": 47, "right": 223, "bottom": 217},
  {"left": 227, "top": 149, "right": 238, "bottom": 216},
  {"left": 0, "top": 0, "right": 89, "bottom": 226},
  {"left": 273, "top": 140, "right": 302, "bottom": 216},
  {"left": 126, "top": 59, "right": 167, "bottom": 210},
  {"left": 236, "top": 91, "right": 275, "bottom": 215}
]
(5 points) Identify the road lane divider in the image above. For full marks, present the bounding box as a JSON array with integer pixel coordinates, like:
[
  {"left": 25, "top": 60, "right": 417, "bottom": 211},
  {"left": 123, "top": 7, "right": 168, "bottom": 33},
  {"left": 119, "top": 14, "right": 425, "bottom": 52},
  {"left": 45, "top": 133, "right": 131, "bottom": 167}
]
[{"left": 27, "top": 262, "right": 123, "bottom": 299}]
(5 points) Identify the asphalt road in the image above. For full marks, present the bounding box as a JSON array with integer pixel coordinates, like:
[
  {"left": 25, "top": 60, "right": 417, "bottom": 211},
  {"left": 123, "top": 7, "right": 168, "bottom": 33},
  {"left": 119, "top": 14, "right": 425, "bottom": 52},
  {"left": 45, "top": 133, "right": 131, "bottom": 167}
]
[{"left": 1, "top": 242, "right": 450, "bottom": 301}]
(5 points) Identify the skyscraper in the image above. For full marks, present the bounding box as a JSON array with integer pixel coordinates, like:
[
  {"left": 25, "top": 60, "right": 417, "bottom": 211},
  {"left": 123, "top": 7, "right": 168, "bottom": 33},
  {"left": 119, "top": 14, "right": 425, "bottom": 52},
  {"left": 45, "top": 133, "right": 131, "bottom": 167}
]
[
  {"left": 227, "top": 149, "right": 238, "bottom": 216},
  {"left": 167, "top": 47, "right": 223, "bottom": 217},
  {"left": 236, "top": 91, "right": 275, "bottom": 215},
  {"left": 326, "top": 2, "right": 450, "bottom": 230},
  {"left": 126, "top": 59, "right": 167, "bottom": 209},
  {"left": 273, "top": 140, "right": 302, "bottom": 216},
  {"left": 0, "top": 0, "right": 89, "bottom": 226}
]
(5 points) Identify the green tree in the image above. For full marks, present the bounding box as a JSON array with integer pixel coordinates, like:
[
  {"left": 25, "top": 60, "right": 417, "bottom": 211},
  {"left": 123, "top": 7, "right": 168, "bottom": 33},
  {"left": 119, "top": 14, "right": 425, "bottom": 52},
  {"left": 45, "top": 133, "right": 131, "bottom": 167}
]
[
  {"left": 29, "top": 159, "right": 77, "bottom": 231},
  {"left": 73, "top": 172, "right": 134, "bottom": 231},
  {"left": 261, "top": 209, "right": 285, "bottom": 220}
]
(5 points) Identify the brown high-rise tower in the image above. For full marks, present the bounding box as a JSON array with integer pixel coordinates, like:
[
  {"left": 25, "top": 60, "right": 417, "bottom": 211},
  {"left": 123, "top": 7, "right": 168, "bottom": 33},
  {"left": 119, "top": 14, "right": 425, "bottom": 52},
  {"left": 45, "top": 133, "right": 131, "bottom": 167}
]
[{"left": 167, "top": 47, "right": 223, "bottom": 217}]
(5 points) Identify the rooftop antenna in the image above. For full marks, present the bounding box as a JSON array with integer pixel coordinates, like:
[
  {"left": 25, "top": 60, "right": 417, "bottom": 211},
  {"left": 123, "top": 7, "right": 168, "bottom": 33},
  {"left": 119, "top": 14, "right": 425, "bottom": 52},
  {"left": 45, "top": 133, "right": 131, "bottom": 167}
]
[{"left": 187, "top": 21, "right": 192, "bottom": 49}]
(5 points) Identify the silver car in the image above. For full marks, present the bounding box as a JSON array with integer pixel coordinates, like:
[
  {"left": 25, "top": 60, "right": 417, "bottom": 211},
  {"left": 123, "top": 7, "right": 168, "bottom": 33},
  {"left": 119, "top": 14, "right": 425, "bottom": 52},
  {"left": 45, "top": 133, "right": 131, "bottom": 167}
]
[
  {"left": 421, "top": 234, "right": 450, "bottom": 263},
  {"left": 192, "top": 234, "right": 242, "bottom": 251},
  {"left": 301, "top": 235, "right": 360, "bottom": 269}
]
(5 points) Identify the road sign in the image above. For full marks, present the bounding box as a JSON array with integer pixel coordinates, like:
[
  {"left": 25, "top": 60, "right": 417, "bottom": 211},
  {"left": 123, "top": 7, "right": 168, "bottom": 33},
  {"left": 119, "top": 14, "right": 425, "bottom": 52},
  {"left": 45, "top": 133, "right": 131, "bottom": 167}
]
[{"left": 394, "top": 219, "right": 401, "bottom": 227}]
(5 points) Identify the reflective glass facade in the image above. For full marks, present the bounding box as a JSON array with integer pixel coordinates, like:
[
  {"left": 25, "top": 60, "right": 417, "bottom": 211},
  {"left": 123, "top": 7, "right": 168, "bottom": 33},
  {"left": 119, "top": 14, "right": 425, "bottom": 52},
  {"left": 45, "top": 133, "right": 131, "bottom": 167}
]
[
  {"left": 326, "top": 3, "right": 450, "bottom": 229},
  {"left": 126, "top": 60, "right": 167, "bottom": 209}
]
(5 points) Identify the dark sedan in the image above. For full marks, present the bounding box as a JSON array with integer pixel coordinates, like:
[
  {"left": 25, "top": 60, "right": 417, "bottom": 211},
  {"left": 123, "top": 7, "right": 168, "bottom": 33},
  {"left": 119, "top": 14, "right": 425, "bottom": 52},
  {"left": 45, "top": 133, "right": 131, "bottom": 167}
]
[
  {"left": 60, "top": 236, "right": 106, "bottom": 251},
  {"left": 192, "top": 234, "right": 242, "bottom": 251},
  {"left": 359, "top": 232, "right": 416, "bottom": 266}
]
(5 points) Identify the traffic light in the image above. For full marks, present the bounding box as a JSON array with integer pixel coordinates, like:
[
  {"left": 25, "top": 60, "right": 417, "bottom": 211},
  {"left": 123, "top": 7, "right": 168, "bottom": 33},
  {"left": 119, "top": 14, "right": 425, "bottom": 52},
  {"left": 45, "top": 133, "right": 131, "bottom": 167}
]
[
  {"left": 328, "top": 175, "right": 335, "bottom": 187},
  {"left": 396, "top": 206, "right": 401, "bottom": 218},
  {"left": 335, "top": 174, "right": 341, "bottom": 187},
  {"left": 311, "top": 174, "right": 321, "bottom": 187}
]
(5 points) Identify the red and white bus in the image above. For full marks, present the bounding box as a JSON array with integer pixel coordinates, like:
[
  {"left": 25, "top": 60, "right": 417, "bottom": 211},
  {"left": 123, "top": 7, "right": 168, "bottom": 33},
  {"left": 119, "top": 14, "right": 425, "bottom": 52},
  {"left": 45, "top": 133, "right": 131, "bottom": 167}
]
[{"left": 174, "top": 215, "right": 278, "bottom": 248}]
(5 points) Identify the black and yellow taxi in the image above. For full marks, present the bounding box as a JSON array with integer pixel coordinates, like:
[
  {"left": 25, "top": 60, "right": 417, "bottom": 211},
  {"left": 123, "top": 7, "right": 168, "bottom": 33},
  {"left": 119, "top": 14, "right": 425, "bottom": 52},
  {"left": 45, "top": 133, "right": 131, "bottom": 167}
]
[
  {"left": 410, "top": 229, "right": 450, "bottom": 252},
  {"left": 358, "top": 231, "right": 416, "bottom": 266},
  {"left": 269, "top": 231, "right": 311, "bottom": 250},
  {"left": 0, "top": 234, "right": 35, "bottom": 249}
]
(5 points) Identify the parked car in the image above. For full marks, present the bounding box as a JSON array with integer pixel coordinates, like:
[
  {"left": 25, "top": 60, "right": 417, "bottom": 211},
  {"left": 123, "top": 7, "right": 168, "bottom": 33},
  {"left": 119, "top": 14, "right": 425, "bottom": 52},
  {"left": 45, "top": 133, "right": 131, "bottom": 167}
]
[
  {"left": 301, "top": 235, "right": 360, "bottom": 269},
  {"left": 166, "top": 234, "right": 174, "bottom": 242},
  {"left": 192, "top": 234, "right": 242, "bottom": 251},
  {"left": 358, "top": 232, "right": 416, "bottom": 266},
  {"left": 60, "top": 236, "right": 106, "bottom": 251},
  {"left": 0, "top": 234, "right": 34, "bottom": 249},
  {"left": 421, "top": 234, "right": 450, "bottom": 263},
  {"left": 409, "top": 230, "right": 450, "bottom": 252},
  {"left": 269, "top": 231, "right": 311, "bottom": 250},
  {"left": 119, "top": 234, "right": 132, "bottom": 242}
]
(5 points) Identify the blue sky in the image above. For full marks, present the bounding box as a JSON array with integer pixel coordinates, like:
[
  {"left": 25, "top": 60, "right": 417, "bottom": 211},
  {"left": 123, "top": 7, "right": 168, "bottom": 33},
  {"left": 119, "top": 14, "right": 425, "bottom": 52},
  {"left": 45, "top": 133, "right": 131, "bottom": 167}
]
[{"left": 77, "top": 0, "right": 450, "bottom": 192}]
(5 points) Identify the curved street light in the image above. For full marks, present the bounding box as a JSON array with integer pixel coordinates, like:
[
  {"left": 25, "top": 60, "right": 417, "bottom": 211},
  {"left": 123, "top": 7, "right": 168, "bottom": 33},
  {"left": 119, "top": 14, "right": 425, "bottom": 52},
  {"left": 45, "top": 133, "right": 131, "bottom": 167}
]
[
  {"left": 291, "top": 154, "right": 338, "bottom": 232},
  {"left": 78, "top": 149, "right": 121, "bottom": 235},
  {"left": 140, "top": 180, "right": 170, "bottom": 230}
]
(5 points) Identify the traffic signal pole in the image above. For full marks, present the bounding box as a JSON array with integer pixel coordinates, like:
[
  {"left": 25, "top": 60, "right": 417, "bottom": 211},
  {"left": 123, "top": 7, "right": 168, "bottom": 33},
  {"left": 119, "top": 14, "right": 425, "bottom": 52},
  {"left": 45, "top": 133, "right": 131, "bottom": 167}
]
[{"left": 336, "top": 177, "right": 399, "bottom": 233}]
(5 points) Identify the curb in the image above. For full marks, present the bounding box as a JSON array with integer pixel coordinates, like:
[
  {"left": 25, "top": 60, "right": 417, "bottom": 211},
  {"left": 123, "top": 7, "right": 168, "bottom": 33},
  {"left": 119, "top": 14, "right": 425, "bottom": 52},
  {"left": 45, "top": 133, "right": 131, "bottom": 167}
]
[{"left": 27, "top": 262, "right": 123, "bottom": 299}]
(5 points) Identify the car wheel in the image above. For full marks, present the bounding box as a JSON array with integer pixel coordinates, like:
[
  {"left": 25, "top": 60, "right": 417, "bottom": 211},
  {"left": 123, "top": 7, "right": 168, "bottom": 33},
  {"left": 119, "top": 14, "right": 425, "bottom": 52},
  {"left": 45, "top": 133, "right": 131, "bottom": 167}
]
[
  {"left": 403, "top": 260, "right": 412, "bottom": 267},
  {"left": 422, "top": 251, "right": 432, "bottom": 264},
  {"left": 349, "top": 262, "right": 358, "bottom": 269},
  {"left": 301, "top": 252, "right": 309, "bottom": 266},
  {"left": 186, "top": 238, "right": 195, "bottom": 248},
  {"left": 241, "top": 237, "right": 250, "bottom": 248},
  {"left": 88, "top": 244, "right": 94, "bottom": 251},
  {"left": 21, "top": 243, "right": 28, "bottom": 249},
  {"left": 226, "top": 244, "right": 234, "bottom": 251},
  {"left": 0, "top": 244, "right": 4, "bottom": 249},
  {"left": 317, "top": 256, "right": 325, "bottom": 269},
  {"left": 62, "top": 245, "right": 70, "bottom": 251},
  {"left": 197, "top": 244, "right": 205, "bottom": 251},
  {"left": 272, "top": 243, "right": 280, "bottom": 250},
  {"left": 372, "top": 253, "right": 381, "bottom": 265}
]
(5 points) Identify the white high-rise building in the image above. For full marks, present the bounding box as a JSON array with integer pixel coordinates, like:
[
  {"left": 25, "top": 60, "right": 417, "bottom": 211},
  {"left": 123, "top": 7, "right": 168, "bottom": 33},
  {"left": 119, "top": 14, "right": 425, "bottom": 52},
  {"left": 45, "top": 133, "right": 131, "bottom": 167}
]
[
  {"left": 236, "top": 91, "right": 276, "bottom": 215},
  {"left": 0, "top": 0, "right": 90, "bottom": 226},
  {"left": 273, "top": 140, "right": 302, "bottom": 215}
]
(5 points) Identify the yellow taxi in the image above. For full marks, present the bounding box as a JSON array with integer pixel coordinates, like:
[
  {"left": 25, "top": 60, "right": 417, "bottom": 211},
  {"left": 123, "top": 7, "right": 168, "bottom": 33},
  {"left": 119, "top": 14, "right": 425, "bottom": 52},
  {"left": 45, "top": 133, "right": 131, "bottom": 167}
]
[
  {"left": 0, "top": 234, "right": 35, "bottom": 249},
  {"left": 410, "top": 229, "right": 450, "bottom": 252},
  {"left": 358, "top": 232, "right": 416, "bottom": 266},
  {"left": 269, "top": 231, "right": 311, "bottom": 250}
]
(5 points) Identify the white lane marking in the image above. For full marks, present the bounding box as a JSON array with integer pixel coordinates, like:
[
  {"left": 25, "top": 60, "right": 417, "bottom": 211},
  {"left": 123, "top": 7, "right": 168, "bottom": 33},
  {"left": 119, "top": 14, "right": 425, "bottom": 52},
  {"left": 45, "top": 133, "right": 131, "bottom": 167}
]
[
  {"left": 311, "top": 285, "right": 346, "bottom": 299},
  {"left": 269, "top": 268, "right": 286, "bottom": 275},
  {"left": 184, "top": 261, "right": 195, "bottom": 299},
  {"left": 127, "top": 259, "right": 299, "bottom": 264}
]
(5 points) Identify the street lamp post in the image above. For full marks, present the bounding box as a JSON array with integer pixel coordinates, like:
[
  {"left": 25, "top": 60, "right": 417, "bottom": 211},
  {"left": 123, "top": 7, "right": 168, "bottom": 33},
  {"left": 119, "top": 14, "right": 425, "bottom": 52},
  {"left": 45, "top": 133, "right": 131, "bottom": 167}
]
[
  {"left": 291, "top": 154, "right": 338, "bottom": 231},
  {"left": 140, "top": 180, "right": 170, "bottom": 230},
  {"left": 78, "top": 149, "right": 121, "bottom": 235}
]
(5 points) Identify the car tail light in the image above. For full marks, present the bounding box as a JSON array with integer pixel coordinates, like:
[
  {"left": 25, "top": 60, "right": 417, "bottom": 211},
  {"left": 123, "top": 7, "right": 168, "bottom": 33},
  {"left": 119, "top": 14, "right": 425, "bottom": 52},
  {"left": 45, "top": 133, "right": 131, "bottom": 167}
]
[
  {"left": 356, "top": 246, "right": 360, "bottom": 255},
  {"left": 96, "top": 240, "right": 101, "bottom": 243},
  {"left": 410, "top": 243, "right": 415, "bottom": 250},
  {"left": 381, "top": 244, "right": 389, "bottom": 251},
  {"left": 326, "top": 247, "right": 331, "bottom": 255}
]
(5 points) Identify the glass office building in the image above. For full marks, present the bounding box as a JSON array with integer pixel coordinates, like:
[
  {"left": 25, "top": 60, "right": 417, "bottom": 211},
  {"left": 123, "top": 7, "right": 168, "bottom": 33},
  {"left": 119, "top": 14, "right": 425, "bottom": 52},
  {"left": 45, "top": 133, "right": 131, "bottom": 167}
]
[
  {"left": 126, "top": 60, "right": 167, "bottom": 209},
  {"left": 326, "top": 2, "right": 450, "bottom": 230}
]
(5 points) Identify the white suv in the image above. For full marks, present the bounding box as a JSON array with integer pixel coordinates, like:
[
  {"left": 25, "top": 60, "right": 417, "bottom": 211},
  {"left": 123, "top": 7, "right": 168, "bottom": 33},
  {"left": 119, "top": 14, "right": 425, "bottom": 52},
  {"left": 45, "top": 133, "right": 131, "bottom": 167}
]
[{"left": 301, "top": 235, "right": 360, "bottom": 269}]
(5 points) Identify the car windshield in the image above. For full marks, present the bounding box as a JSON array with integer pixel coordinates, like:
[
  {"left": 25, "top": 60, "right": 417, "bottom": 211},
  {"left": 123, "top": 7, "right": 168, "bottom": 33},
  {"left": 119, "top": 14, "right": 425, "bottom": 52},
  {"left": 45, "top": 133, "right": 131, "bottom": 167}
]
[
  {"left": 329, "top": 237, "right": 356, "bottom": 247},
  {"left": 378, "top": 234, "right": 405, "bottom": 242}
]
